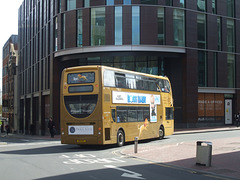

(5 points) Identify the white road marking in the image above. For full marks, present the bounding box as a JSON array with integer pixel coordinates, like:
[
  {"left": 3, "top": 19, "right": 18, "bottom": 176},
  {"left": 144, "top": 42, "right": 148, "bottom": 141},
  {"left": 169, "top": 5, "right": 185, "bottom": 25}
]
[
  {"left": 105, "top": 165, "right": 145, "bottom": 179},
  {"left": 61, "top": 154, "right": 125, "bottom": 165}
]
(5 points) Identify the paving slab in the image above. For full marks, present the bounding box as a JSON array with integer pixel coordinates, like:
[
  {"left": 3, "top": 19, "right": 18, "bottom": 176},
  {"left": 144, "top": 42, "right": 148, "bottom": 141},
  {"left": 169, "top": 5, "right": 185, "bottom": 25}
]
[{"left": 121, "top": 128, "right": 240, "bottom": 179}]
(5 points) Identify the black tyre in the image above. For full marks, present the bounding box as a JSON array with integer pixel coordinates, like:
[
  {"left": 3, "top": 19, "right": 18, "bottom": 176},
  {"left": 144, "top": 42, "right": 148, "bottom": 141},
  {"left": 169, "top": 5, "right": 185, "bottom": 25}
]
[
  {"left": 159, "top": 126, "right": 164, "bottom": 140},
  {"left": 117, "top": 130, "right": 125, "bottom": 147}
]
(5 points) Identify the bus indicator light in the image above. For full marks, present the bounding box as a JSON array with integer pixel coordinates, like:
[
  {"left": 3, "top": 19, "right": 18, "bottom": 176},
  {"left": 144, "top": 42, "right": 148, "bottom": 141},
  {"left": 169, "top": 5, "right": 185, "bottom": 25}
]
[{"left": 96, "top": 84, "right": 99, "bottom": 87}]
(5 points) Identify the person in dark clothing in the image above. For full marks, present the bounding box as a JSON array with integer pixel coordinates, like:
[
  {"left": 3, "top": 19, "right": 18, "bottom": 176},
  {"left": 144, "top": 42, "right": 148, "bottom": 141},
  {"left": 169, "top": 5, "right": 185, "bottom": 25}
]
[
  {"left": 5, "top": 124, "right": 10, "bottom": 135},
  {"left": 236, "top": 112, "right": 240, "bottom": 127},
  {"left": 48, "top": 117, "right": 56, "bottom": 138}
]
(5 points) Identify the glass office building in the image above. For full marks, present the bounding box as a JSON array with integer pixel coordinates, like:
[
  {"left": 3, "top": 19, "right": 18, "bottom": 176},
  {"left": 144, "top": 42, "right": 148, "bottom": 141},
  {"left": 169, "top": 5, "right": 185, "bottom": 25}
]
[{"left": 17, "top": 0, "right": 240, "bottom": 135}]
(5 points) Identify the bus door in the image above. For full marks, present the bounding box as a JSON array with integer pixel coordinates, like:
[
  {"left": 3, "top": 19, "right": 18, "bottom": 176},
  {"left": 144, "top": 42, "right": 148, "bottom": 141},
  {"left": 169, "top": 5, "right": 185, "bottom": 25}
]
[{"left": 164, "top": 107, "right": 174, "bottom": 136}]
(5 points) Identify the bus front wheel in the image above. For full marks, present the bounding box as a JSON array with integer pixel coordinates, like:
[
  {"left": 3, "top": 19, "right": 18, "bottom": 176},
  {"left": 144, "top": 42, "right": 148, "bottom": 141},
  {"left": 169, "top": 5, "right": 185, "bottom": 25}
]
[
  {"left": 117, "top": 130, "right": 125, "bottom": 147},
  {"left": 159, "top": 126, "right": 164, "bottom": 140}
]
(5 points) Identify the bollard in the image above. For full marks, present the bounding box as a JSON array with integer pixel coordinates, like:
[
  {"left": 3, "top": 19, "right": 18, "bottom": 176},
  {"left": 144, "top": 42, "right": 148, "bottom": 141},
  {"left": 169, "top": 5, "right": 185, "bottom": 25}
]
[{"left": 134, "top": 137, "right": 138, "bottom": 153}]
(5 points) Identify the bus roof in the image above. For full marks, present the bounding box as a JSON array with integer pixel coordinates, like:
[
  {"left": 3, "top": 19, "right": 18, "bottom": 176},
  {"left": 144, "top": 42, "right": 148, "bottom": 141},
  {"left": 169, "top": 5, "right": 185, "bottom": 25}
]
[{"left": 63, "top": 65, "right": 169, "bottom": 80}]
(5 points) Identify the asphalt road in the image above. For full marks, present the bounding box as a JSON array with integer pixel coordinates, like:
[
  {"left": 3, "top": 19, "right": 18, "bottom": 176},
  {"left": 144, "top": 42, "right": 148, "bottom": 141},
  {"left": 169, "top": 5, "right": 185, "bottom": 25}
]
[{"left": 0, "top": 131, "right": 238, "bottom": 180}]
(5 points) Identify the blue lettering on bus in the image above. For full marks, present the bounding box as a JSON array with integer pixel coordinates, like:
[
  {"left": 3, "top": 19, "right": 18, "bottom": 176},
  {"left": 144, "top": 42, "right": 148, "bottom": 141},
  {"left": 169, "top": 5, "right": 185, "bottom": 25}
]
[
  {"left": 127, "top": 95, "right": 138, "bottom": 103},
  {"left": 138, "top": 96, "right": 146, "bottom": 104}
]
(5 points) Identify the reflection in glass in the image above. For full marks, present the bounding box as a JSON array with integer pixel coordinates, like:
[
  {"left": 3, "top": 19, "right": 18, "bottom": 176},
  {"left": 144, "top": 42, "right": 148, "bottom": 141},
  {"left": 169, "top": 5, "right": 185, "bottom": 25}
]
[
  {"left": 91, "top": 8, "right": 106, "bottom": 46},
  {"left": 197, "top": 13, "right": 206, "bottom": 49},
  {"left": 126, "top": 74, "right": 136, "bottom": 89},
  {"left": 197, "top": 0, "right": 206, "bottom": 12},
  {"left": 61, "top": 14, "right": 65, "bottom": 49},
  {"left": 115, "top": 7, "right": 122, "bottom": 45},
  {"left": 217, "top": 17, "right": 221, "bottom": 51},
  {"left": 166, "top": 108, "right": 174, "bottom": 120},
  {"left": 116, "top": 106, "right": 150, "bottom": 122},
  {"left": 55, "top": 17, "right": 58, "bottom": 51},
  {"left": 84, "top": 0, "right": 90, "bottom": 7},
  {"left": 77, "top": 10, "right": 83, "bottom": 47},
  {"left": 136, "top": 56, "right": 147, "bottom": 73},
  {"left": 227, "top": 54, "right": 235, "bottom": 88},
  {"left": 166, "top": 0, "right": 172, "bottom": 6},
  {"left": 227, "top": 19, "right": 235, "bottom": 52},
  {"left": 68, "top": 72, "right": 95, "bottom": 84},
  {"left": 141, "top": 0, "right": 157, "bottom": 4},
  {"left": 67, "top": 0, "right": 76, "bottom": 11},
  {"left": 58, "top": 0, "right": 61, "bottom": 13},
  {"left": 213, "top": 53, "right": 218, "bottom": 87},
  {"left": 128, "top": 109, "right": 137, "bottom": 122},
  {"left": 88, "top": 57, "right": 101, "bottom": 65},
  {"left": 180, "top": 0, "right": 185, "bottom": 8},
  {"left": 198, "top": 51, "right": 207, "bottom": 87},
  {"left": 114, "top": 56, "right": 134, "bottom": 71},
  {"left": 173, "top": 9, "right": 185, "bottom": 47},
  {"left": 106, "top": 0, "right": 114, "bottom": 5},
  {"left": 123, "top": 0, "right": 131, "bottom": 5},
  {"left": 64, "top": 95, "right": 98, "bottom": 118},
  {"left": 147, "top": 56, "right": 158, "bottom": 75},
  {"left": 212, "top": 0, "right": 216, "bottom": 14},
  {"left": 227, "top": 0, "right": 234, "bottom": 17},
  {"left": 158, "top": 8, "right": 164, "bottom": 45},
  {"left": 132, "top": 6, "right": 140, "bottom": 45}
]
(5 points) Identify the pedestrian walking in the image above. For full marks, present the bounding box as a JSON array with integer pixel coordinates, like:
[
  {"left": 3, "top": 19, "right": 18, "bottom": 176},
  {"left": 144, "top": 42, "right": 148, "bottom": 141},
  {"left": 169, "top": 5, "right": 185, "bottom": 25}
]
[
  {"left": 48, "top": 117, "right": 56, "bottom": 138},
  {"left": 5, "top": 124, "right": 10, "bottom": 135},
  {"left": 236, "top": 112, "right": 240, "bottom": 127}
]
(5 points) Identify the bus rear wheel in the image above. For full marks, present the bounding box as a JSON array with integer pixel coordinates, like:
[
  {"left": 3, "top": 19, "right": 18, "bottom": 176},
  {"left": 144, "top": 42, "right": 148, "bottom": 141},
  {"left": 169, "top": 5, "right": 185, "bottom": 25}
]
[
  {"left": 159, "top": 126, "right": 164, "bottom": 140},
  {"left": 117, "top": 130, "right": 125, "bottom": 147}
]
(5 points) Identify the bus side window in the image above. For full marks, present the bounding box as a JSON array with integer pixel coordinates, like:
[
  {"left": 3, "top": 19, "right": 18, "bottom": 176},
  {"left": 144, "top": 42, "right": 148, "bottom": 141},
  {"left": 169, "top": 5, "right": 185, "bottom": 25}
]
[
  {"left": 115, "top": 73, "right": 126, "bottom": 88},
  {"left": 111, "top": 109, "right": 116, "bottom": 122},
  {"left": 117, "top": 107, "right": 128, "bottom": 122},
  {"left": 142, "top": 80, "right": 148, "bottom": 91},
  {"left": 136, "top": 79, "right": 143, "bottom": 90},
  {"left": 149, "top": 81, "right": 157, "bottom": 91}
]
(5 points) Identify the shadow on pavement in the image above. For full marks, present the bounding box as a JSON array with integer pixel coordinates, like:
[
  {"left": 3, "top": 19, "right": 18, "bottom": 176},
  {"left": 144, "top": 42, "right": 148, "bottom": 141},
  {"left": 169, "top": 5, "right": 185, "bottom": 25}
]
[
  {"left": 33, "top": 163, "right": 228, "bottom": 180},
  {"left": 0, "top": 144, "right": 119, "bottom": 155},
  {"left": 167, "top": 151, "right": 240, "bottom": 179}
]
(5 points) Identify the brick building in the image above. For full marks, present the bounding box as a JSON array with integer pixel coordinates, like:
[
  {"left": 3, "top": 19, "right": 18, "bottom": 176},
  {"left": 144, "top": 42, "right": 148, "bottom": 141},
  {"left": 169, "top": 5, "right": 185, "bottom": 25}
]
[
  {"left": 2, "top": 35, "right": 18, "bottom": 133},
  {"left": 17, "top": 0, "right": 240, "bottom": 135}
]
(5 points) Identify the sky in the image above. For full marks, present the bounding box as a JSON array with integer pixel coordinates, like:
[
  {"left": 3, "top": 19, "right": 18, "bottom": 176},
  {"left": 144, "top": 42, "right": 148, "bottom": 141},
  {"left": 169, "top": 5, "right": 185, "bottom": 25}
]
[{"left": 0, "top": 0, "right": 23, "bottom": 91}]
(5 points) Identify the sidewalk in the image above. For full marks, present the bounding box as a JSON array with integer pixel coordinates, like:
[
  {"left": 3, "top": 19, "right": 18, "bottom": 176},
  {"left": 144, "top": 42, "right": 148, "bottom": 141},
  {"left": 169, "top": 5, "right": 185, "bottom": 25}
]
[
  {"left": 0, "top": 133, "right": 61, "bottom": 140},
  {"left": 121, "top": 126, "right": 240, "bottom": 179}
]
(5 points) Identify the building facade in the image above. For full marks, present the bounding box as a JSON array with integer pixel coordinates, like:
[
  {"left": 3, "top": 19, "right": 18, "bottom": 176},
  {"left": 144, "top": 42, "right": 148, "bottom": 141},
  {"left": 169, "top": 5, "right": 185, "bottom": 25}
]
[
  {"left": 17, "top": 0, "right": 240, "bottom": 135},
  {"left": 2, "top": 35, "right": 18, "bottom": 133}
]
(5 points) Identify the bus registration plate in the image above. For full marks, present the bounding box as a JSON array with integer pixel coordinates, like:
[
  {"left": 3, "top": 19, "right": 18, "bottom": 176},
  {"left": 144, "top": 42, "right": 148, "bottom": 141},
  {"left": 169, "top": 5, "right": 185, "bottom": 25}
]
[
  {"left": 68, "top": 125, "right": 94, "bottom": 135},
  {"left": 77, "top": 139, "right": 86, "bottom": 143}
]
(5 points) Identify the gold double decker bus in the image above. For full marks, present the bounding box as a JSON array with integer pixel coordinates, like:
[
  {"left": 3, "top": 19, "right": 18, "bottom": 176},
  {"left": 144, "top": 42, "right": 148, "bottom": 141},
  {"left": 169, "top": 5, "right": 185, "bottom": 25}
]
[{"left": 60, "top": 65, "right": 174, "bottom": 146}]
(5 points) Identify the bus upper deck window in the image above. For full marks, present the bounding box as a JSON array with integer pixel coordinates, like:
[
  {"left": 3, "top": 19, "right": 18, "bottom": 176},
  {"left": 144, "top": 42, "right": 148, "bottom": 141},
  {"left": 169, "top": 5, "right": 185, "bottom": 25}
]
[
  {"left": 164, "top": 80, "right": 170, "bottom": 93},
  {"left": 158, "top": 79, "right": 170, "bottom": 93}
]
